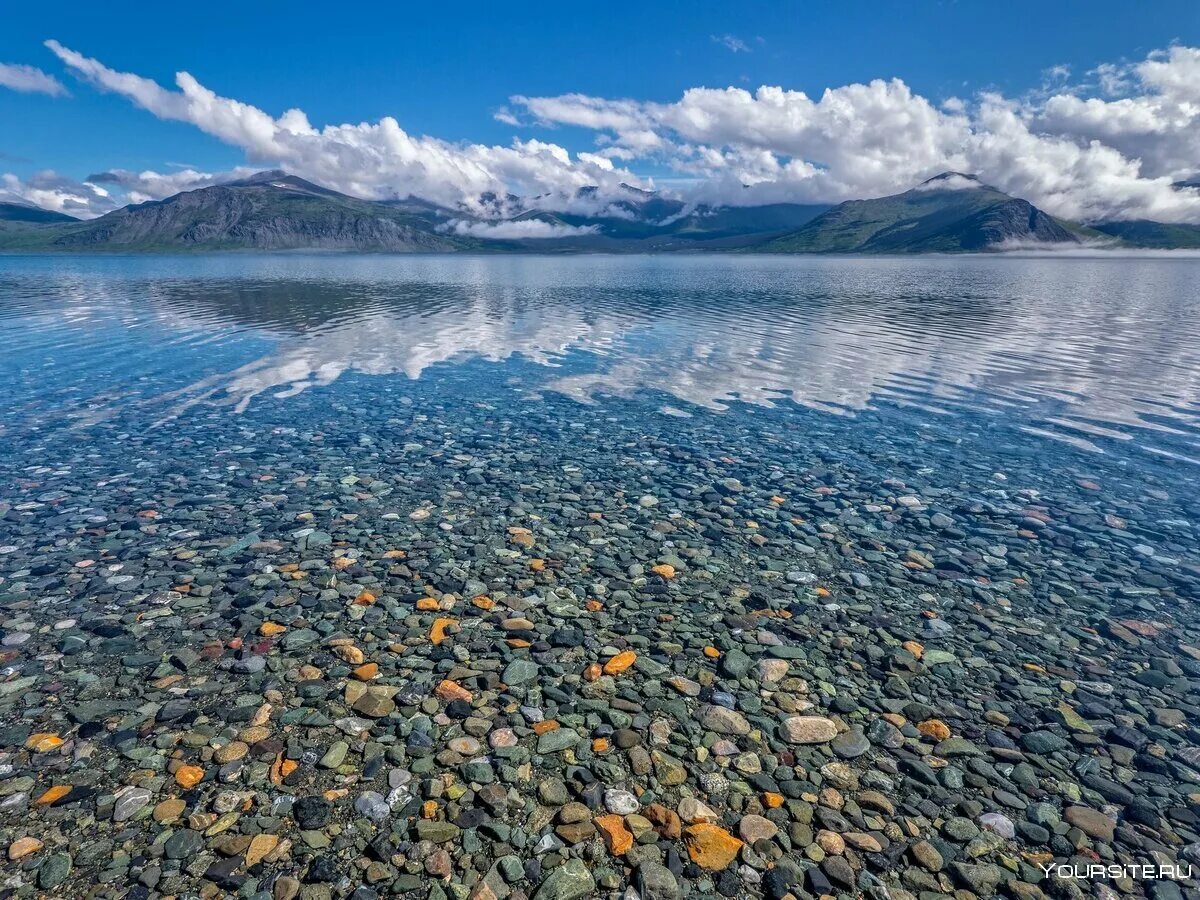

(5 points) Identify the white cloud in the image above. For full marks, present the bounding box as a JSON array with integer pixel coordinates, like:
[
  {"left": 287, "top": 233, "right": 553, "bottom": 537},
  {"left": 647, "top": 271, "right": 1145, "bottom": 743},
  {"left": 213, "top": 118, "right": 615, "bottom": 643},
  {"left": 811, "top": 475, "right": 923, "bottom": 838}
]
[
  {"left": 0, "top": 170, "right": 114, "bottom": 216},
  {"left": 45, "top": 39, "right": 647, "bottom": 215},
  {"left": 0, "top": 62, "right": 67, "bottom": 96},
  {"left": 711, "top": 34, "right": 751, "bottom": 54},
  {"left": 511, "top": 46, "right": 1200, "bottom": 222},
  {"left": 441, "top": 218, "right": 599, "bottom": 239},
  {"left": 0, "top": 167, "right": 262, "bottom": 218},
  {"left": 86, "top": 167, "right": 258, "bottom": 204},
  {"left": 15, "top": 39, "right": 1200, "bottom": 224}
]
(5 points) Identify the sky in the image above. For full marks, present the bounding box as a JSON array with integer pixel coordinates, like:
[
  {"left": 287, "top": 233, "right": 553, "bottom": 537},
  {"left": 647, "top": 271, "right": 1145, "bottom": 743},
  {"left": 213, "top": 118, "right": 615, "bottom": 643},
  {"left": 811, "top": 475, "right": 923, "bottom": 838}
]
[{"left": 2, "top": 0, "right": 1200, "bottom": 222}]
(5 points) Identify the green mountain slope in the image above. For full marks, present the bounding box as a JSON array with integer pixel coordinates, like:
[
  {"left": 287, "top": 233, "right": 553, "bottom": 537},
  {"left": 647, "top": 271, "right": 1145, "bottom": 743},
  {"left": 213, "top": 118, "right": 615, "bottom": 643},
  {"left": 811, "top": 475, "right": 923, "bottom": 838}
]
[{"left": 763, "top": 173, "right": 1078, "bottom": 253}]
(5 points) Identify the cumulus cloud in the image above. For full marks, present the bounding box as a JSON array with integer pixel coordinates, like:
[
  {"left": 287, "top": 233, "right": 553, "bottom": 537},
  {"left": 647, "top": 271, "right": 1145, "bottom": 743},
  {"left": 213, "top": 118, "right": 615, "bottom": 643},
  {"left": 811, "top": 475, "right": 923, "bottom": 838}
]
[
  {"left": 0, "top": 167, "right": 261, "bottom": 218},
  {"left": 511, "top": 46, "right": 1200, "bottom": 222},
  {"left": 0, "top": 170, "right": 115, "bottom": 216},
  {"left": 15, "top": 39, "right": 1200, "bottom": 224},
  {"left": 44, "top": 39, "right": 646, "bottom": 214},
  {"left": 0, "top": 61, "right": 67, "bottom": 96},
  {"left": 440, "top": 218, "right": 600, "bottom": 239},
  {"left": 87, "top": 167, "right": 259, "bottom": 204}
]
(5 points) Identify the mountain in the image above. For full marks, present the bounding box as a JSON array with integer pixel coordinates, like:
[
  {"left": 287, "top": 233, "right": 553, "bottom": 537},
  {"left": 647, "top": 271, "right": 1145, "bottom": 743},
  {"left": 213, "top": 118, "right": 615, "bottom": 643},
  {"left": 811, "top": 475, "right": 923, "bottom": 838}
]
[
  {"left": 1090, "top": 220, "right": 1200, "bottom": 249},
  {"left": 5, "top": 168, "right": 1199, "bottom": 253},
  {"left": 0, "top": 201, "right": 78, "bottom": 224},
  {"left": 762, "top": 173, "right": 1080, "bottom": 253},
  {"left": 2, "top": 171, "right": 471, "bottom": 252},
  {"left": 471, "top": 183, "right": 828, "bottom": 250},
  {"left": 0, "top": 172, "right": 827, "bottom": 252}
]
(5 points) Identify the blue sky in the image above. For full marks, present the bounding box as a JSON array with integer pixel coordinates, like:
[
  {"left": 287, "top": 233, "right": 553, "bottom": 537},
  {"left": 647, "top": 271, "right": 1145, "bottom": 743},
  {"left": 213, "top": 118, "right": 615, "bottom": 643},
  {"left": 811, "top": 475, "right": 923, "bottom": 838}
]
[{"left": 2, "top": 1, "right": 1200, "bottom": 223}]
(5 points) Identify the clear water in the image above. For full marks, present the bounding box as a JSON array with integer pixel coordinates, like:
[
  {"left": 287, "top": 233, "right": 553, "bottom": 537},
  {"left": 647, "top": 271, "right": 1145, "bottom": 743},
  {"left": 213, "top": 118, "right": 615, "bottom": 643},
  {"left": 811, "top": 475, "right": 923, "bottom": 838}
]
[
  {"left": 2, "top": 253, "right": 1199, "bottom": 462},
  {"left": 3, "top": 253, "right": 1200, "bottom": 895}
]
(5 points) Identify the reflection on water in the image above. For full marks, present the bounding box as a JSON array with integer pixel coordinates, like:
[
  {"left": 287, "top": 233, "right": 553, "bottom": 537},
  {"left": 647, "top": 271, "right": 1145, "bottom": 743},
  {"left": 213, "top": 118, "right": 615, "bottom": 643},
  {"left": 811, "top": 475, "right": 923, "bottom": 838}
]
[{"left": 1, "top": 253, "right": 1199, "bottom": 460}]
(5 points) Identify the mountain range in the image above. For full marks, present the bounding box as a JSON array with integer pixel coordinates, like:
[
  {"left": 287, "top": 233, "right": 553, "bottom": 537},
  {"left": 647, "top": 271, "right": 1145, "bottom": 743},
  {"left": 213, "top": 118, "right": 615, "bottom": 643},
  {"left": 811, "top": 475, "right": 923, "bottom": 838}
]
[{"left": 2, "top": 169, "right": 1198, "bottom": 253}]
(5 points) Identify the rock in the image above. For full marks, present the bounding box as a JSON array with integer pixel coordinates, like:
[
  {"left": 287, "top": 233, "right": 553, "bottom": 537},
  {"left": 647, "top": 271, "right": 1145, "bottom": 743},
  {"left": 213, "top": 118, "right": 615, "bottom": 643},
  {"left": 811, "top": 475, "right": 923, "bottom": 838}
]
[
  {"left": 537, "top": 728, "right": 581, "bottom": 754},
  {"left": 8, "top": 837, "right": 44, "bottom": 860},
  {"left": 950, "top": 861, "right": 1005, "bottom": 896},
  {"left": 910, "top": 839, "right": 943, "bottom": 871},
  {"left": 503, "top": 659, "right": 539, "bottom": 685},
  {"left": 165, "top": 830, "right": 204, "bottom": 859},
  {"left": 1064, "top": 806, "right": 1115, "bottom": 840},
  {"left": 604, "top": 789, "right": 639, "bottom": 815},
  {"left": 684, "top": 823, "right": 744, "bottom": 870},
  {"left": 112, "top": 786, "right": 152, "bottom": 822},
  {"left": 245, "top": 833, "right": 280, "bottom": 868},
  {"left": 603, "top": 650, "right": 637, "bottom": 675},
  {"left": 699, "top": 705, "right": 751, "bottom": 736},
  {"left": 739, "top": 814, "right": 778, "bottom": 844},
  {"left": 780, "top": 716, "right": 838, "bottom": 744},
  {"left": 534, "top": 859, "right": 596, "bottom": 900},
  {"left": 595, "top": 814, "right": 634, "bottom": 855},
  {"left": 38, "top": 853, "right": 72, "bottom": 890},
  {"left": 415, "top": 820, "right": 461, "bottom": 843},
  {"left": 636, "top": 862, "right": 682, "bottom": 900}
]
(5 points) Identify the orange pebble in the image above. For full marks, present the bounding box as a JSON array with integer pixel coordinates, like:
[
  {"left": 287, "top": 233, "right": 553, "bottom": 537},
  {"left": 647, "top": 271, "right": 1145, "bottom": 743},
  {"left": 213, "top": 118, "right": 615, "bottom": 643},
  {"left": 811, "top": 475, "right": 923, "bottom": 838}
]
[
  {"left": 33, "top": 785, "right": 72, "bottom": 806},
  {"left": 603, "top": 650, "right": 637, "bottom": 676},
  {"left": 703, "top": 647, "right": 720, "bottom": 659},
  {"left": 352, "top": 663, "right": 379, "bottom": 681},
  {"left": 175, "top": 765, "right": 205, "bottom": 789},
  {"left": 430, "top": 618, "right": 456, "bottom": 645}
]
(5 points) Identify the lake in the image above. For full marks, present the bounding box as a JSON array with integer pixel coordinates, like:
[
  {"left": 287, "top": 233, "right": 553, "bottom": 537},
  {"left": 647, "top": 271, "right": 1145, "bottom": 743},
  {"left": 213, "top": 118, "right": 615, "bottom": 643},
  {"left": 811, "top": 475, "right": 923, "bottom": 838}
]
[{"left": 1, "top": 253, "right": 1199, "bottom": 897}]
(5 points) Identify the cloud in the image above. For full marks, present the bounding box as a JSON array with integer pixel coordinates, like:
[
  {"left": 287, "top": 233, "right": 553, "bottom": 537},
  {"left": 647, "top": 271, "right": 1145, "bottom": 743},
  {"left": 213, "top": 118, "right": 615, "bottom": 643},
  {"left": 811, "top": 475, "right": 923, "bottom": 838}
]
[
  {"left": 87, "top": 166, "right": 259, "bottom": 204},
  {"left": 440, "top": 218, "right": 599, "bottom": 239},
  {"left": 44, "top": 39, "right": 647, "bottom": 214},
  {"left": 0, "top": 170, "right": 116, "bottom": 216},
  {"left": 0, "top": 62, "right": 67, "bottom": 96},
  {"left": 23, "top": 39, "right": 1200, "bottom": 224},
  {"left": 0, "top": 167, "right": 260, "bottom": 218},
  {"left": 510, "top": 46, "right": 1200, "bottom": 222},
  {"left": 711, "top": 34, "right": 751, "bottom": 54}
]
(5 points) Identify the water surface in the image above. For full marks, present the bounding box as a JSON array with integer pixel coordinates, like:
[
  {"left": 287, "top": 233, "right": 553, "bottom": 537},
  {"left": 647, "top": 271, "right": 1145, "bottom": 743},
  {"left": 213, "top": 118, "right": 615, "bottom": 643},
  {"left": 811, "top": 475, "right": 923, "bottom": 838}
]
[{"left": 1, "top": 253, "right": 1199, "bottom": 897}]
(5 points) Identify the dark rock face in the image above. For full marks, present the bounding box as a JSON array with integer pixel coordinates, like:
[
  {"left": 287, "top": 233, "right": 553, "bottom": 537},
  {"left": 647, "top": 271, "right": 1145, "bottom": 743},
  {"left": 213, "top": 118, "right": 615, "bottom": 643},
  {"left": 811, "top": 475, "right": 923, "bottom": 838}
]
[{"left": 959, "top": 198, "right": 1077, "bottom": 249}]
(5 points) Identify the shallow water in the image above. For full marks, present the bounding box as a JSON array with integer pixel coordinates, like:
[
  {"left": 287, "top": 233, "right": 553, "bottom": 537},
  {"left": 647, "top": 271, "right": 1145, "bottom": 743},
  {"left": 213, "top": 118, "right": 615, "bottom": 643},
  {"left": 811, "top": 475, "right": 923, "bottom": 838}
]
[{"left": 2, "top": 253, "right": 1200, "bottom": 897}]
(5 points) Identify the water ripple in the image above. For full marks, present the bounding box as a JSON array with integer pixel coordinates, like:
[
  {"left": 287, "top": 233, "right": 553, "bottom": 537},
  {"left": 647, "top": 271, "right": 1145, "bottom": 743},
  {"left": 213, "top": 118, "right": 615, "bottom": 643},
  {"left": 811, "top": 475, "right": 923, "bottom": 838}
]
[{"left": 1, "top": 253, "right": 1198, "bottom": 461}]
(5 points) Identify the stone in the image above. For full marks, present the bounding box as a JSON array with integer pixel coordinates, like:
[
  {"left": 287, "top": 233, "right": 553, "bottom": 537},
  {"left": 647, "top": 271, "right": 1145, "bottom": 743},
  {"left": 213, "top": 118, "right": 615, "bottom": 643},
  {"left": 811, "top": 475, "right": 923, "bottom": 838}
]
[
  {"left": 9, "top": 837, "right": 44, "bottom": 860},
  {"left": 684, "top": 823, "right": 744, "bottom": 870},
  {"left": 636, "top": 862, "right": 682, "bottom": 900},
  {"left": 739, "top": 814, "right": 778, "bottom": 844},
  {"left": 534, "top": 859, "right": 596, "bottom": 900},
  {"left": 699, "top": 704, "right": 751, "bottom": 736},
  {"left": 1064, "top": 806, "right": 1115, "bottom": 840},
  {"left": 780, "top": 716, "right": 838, "bottom": 744},
  {"left": 595, "top": 814, "right": 634, "bottom": 855}
]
